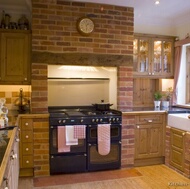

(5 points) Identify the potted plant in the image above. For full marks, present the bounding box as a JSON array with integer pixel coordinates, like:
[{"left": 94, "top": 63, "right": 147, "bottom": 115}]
[
  {"left": 162, "top": 87, "right": 173, "bottom": 107},
  {"left": 154, "top": 91, "right": 162, "bottom": 108}
]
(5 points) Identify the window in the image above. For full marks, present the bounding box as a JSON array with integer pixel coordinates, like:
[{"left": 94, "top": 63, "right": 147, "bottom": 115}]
[{"left": 176, "top": 44, "right": 190, "bottom": 105}]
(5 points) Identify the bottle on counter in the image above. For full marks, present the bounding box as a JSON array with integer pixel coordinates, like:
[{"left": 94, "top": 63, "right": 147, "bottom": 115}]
[{"left": 1, "top": 10, "right": 5, "bottom": 29}]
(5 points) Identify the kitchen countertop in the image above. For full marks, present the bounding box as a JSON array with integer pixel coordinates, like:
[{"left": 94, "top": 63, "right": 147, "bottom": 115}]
[{"left": 121, "top": 106, "right": 190, "bottom": 115}]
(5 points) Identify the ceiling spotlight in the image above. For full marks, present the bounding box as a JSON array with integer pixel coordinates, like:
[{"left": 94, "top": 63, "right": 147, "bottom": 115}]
[{"left": 155, "top": 0, "right": 160, "bottom": 5}]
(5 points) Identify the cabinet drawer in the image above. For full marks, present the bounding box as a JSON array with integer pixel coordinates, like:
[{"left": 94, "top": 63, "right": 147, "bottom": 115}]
[
  {"left": 21, "top": 131, "right": 33, "bottom": 142},
  {"left": 21, "top": 119, "right": 33, "bottom": 130},
  {"left": 136, "top": 114, "right": 163, "bottom": 124},
  {"left": 22, "top": 156, "right": 33, "bottom": 168},
  {"left": 22, "top": 143, "right": 33, "bottom": 155}
]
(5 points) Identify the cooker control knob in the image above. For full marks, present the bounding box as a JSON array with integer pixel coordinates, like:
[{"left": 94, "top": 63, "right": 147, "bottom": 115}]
[
  {"left": 92, "top": 119, "right": 95, "bottom": 122},
  {"left": 116, "top": 118, "right": 120, "bottom": 122},
  {"left": 62, "top": 120, "right": 66, "bottom": 123},
  {"left": 112, "top": 118, "right": 115, "bottom": 122},
  {"left": 109, "top": 118, "right": 112, "bottom": 122},
  {"left": 81, "top": 119, "right": 84, "bottom": 123},
  {"left": 96, "top": 119, "right": 99, "bottom": 122},
  {"left": 100, "top": 118, "right": 103, "bottom": 122},
  {"left": 58, "top": 120, "right": 62, "bottom": 124}
]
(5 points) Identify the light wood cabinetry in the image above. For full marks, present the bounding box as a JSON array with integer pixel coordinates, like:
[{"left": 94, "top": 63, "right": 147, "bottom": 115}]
[
  {"left": 135, "top": 113, "right": 165, "bottom": 166},
  {"left": 133, "top": 33, "right": 175, "bottom": 78},
  {"left": 170, "top": 128, "right": 186, "bottom": 172},
  {"left": 133, "top": 78, "right": 159, "bottom": 107},
  {"left": 19, "top": 118, "right": 34, "bottom": 176},
  {"left": 0, "top": 127, "right": 19, "bottom": 189},
  {"left": 0, "top": 29, "right": 31, "bottom": 84}
]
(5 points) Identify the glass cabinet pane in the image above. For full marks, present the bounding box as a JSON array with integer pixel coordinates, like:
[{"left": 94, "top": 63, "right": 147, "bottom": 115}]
[
  {"left": 153, "top": 40, "right": 162, "bottom": 73},
  {"left": 133, "top": 38, "right": 149, "bottom": 73},
  {"left": 163, "top": 41, "right": 172, "bottom": 73}
]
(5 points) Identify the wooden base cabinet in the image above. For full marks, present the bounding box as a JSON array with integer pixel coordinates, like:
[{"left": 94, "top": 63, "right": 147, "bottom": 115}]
[
  {"left": 170, "top": 128, "right": 185, "bottom": 172},
  {"left": 19, "top": 118, "right": 34, "bottom": 177},
  {"left": 0, "top": 127, "right": 19, "bottom": 189},
  {"left": 135, "top": 114, "right": 165, "bottom": 166}
]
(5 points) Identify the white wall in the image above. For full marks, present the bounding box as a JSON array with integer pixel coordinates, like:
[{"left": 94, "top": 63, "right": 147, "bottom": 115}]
[{"left": 135, "top": 13, "right": 190, "bottom": 40}]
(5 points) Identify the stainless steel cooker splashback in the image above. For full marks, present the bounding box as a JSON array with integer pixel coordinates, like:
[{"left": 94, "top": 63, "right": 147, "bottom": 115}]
[{"left": 48, "top": 65, "right": 117, "bottom": 108}]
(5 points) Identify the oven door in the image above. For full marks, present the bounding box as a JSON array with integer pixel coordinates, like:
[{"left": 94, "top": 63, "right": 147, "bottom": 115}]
[
  {"left": 50, "top": 125, "right": 86, "bottom": 154},
  {"left": 87, "top": 124, "right": 121, "bottom": 143},
  {"left": 87, "top": 141, "right": 121, "bottom": 171}
]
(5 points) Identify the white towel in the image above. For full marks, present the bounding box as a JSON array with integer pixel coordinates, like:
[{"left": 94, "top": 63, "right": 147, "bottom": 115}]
[{"left": 65, "top": 126, "right": 78, "bottom": 145}]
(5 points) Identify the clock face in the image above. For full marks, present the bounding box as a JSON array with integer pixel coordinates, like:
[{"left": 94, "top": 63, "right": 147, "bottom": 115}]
[{"left": 77, "top": 17, "right": 94, "bottom": 35}]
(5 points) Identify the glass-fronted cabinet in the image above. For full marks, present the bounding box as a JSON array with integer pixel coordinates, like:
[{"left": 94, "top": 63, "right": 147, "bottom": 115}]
[{"left": 133, "top": 34, "right": 175, "bottom": 78}]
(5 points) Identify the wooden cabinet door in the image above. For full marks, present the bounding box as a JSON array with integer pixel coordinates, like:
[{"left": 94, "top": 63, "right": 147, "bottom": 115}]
[
  {"left": 135, "top": 124, "right": 163, "bottom": 159},
  {"left": 133, "top": 78, "right": 157, "bottom": 107},
  {"left": 135, "top": 124, "right": 150, "bottom": 159},
  {"left": 170, "top": 128, "right": 185, "bottom": 172},
  {"left": 149, "top": 124, "right": 163, "bottom": 156},
  {"left": 133, "top": 33, "right": 175, "bottom": 78},
  {"left": 0, "top": 31, "right": 31, "bottom": 84}
]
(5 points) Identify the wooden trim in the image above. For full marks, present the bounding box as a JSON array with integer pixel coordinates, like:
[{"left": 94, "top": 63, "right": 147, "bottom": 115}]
[{"left": 175, "top": 37, "right": 190, "bottom": 47}]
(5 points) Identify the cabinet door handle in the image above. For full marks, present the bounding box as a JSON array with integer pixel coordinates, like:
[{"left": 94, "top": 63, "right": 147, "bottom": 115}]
[
  {"left": 26, "top": 160, "right": 30, "bottom": 163},
  {"left": 25, "top": 135, "right": 29, "bottom": 138},
  {"left": 25, "top": 122, "right": 29, "bottom": 126},
  {"left": 147, "top": 119, "right": 153, "bottom": 123},
  {"left": 137, "top": 125, "right": 140, "bottom": 129},
  {"left": 26, "top": 148, "right": 29, "bottom": 151},
  {"left": 11, "top": 154, "right": 17, "bottom": 159},
  {"left": 182, "top": 132, "right": 186, "bottom": 136},
  {"left": 15, "top": 138, "right": 20, "bottom": 142}
]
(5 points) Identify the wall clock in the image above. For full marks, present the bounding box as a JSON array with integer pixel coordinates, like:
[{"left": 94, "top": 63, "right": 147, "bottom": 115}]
[{"left": 77, "top": 17, "right": 95, "bottom": 36}]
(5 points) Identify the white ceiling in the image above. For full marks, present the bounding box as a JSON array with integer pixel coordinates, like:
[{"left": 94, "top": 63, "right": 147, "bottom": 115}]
[{"left": 1, "top": 0, "right": 190, "bottom": 27}]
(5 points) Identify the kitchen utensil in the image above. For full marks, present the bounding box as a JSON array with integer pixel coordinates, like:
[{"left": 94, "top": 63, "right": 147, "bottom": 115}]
[{"left": 92, "top": 100, "right": 113, "bottom": 111}]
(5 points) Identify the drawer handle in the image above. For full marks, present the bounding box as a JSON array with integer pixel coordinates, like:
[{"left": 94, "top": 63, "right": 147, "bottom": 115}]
[
  {"left": 26, "top": 160, "right": 29, "bottom": 164},
  {"left": 25, "top": 122, "right": 29, "bottom": 126},
  {"left": 25, "top": 135, "right": 29, "bottom": 138},
  {"left": 137, "top": 125, "right": 140, "bottom": 129},
  {"left": 26, "top": 148, "right": 29, "bottom": 151},
  {"left": 144, "top": 119, "right": 153, "bottom": 123},
  {"left": 182, "top": 132, "right": 186, "bottom": 136}
]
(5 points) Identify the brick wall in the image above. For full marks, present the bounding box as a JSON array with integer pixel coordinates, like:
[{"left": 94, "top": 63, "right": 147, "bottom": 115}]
[
  {"left": 31, "top": 0, "right": 134, "bottom": 175},
  {"left": 33, "top": 116, "right": 49, "bottom": 176},
  {"left": 32, "top": 0, "right": 134, "bottom": 54}
]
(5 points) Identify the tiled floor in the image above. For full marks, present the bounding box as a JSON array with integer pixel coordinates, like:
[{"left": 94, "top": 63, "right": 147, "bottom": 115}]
[{"left": 33, "top": 168, "right": 141, "bottom": 188}]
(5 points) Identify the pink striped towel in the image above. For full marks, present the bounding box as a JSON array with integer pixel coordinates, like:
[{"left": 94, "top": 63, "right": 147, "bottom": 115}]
[
  {"left": 74, "top": 125, "right": 86, "bottom": 139},
  {"left": 97, "top": 124, "right": 111, "bottom": 156},
  {"left": 57, "top": 126, "right": 70, "bottom": 152}
]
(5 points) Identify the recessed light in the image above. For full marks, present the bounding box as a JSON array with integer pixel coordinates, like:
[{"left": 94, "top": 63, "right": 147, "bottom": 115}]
[{"left": 155, "top": 0, "right": 160, "bottom": 5}]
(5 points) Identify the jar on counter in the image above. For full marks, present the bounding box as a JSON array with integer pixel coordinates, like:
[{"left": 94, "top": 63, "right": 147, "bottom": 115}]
[{"left": 18, "top": 15, "right": 29, "bottom": 30}]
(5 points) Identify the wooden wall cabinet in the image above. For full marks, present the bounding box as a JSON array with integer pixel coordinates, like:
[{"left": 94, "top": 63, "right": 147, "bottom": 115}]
[
  {"left": 135, "top": 113, "right": 165, "bottom": 166},
  {"left": 133, "top": 78, "right": 159, "bottom": 107},
  {"left": 19, "top": 118, "right": 34, "bottom": 177},
  {"left": 133, "top": 33, "right": 175, "bottom": 78},
  {"left": 170, "top": 128, "right": 186, "bottom": 172},
  {"left": 0, "top": 30, "right": 31, "bottom": 84}
]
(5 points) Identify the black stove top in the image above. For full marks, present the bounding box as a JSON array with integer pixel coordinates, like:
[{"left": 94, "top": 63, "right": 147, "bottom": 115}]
[{"left": 48, "top": 106, "right": 121, "bottom": 118}]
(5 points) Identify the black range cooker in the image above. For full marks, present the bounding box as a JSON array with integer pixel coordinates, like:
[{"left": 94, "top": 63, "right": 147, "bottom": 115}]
[{"left": 49, "top": 106, "right": 122, "bottom": 174}]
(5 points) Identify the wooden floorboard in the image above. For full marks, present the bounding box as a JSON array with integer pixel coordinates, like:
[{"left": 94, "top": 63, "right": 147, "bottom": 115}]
[{"left": 18, "top": 165, "right": 190, "bottom": 189}]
